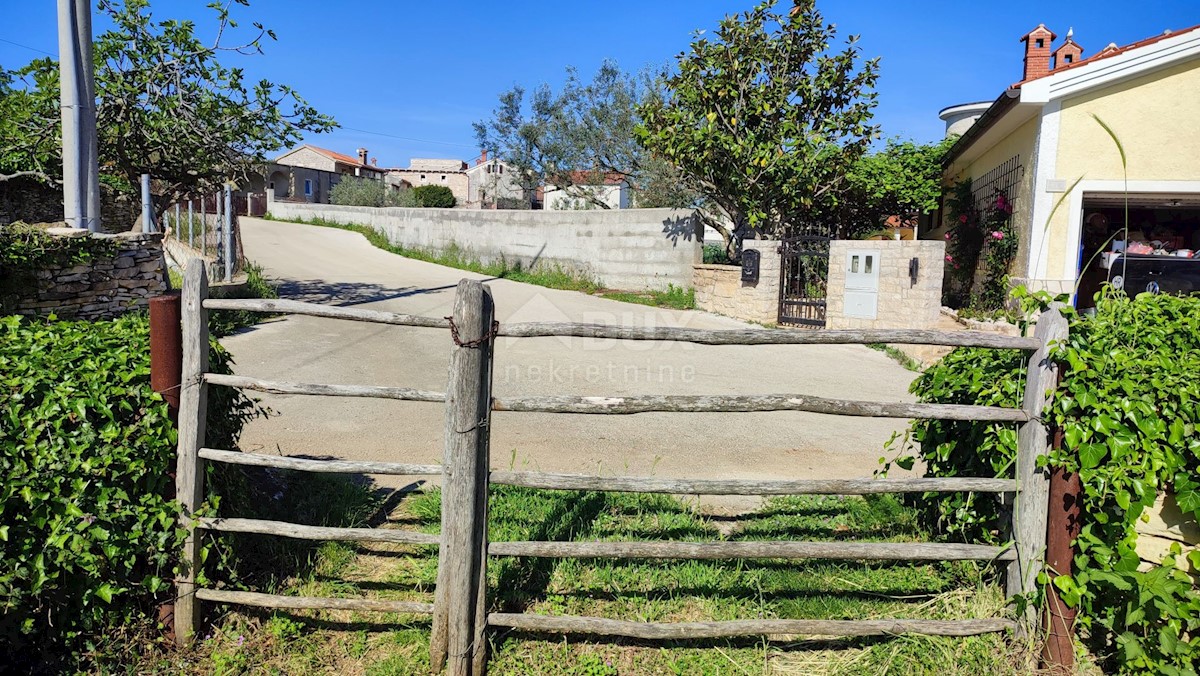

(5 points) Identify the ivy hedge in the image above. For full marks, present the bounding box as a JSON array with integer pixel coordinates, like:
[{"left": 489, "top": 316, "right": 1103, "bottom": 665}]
[
  {"left": 0, "top": 314, "right": 258, "bottom": 670},
  {"left": 893, "top": 291, "right": 1200, "bottom": 673}
]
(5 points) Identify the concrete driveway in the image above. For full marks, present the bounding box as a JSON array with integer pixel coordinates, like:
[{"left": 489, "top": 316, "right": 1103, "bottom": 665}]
[{"left": 221, "top": 217, "right": 920, "bottom": 502}]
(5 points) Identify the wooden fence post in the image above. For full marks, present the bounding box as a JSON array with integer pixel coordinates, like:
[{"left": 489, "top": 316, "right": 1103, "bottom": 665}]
[
  {"left": 430, "top": 279, "right": 496, "bottom": 675},
  {"left": 174, "top": 258, "right": 210, "bottom": 645},
  {"left": 1009, "top": 304, "right": 1068, "bottom": 629}
]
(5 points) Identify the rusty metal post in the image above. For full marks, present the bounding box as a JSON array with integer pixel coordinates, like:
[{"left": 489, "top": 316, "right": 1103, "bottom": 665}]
[
  {"left": 1042, "top": 429, "right": 1082, "bottom": 674},
  {"left": 149, "top": 291, "right": 183, "bottom": 422}
]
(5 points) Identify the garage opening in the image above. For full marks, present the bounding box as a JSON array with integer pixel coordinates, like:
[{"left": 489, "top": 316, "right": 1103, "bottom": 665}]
[{"left": 1075, "top": 192, "right": 1200, "bottom": 310}]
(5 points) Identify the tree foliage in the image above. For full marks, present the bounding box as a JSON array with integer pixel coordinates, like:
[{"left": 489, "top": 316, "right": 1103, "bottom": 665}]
[
  {"left": 839, "top": 137, "right": 955, "bottom": 239},
  {"left": 473, "top": 60, "right": 694, "bottom": 209},
  {"left": 0, "top": 0, "right": 335, "bottom": 220},
  {"left": 330, "top": 177, "right": 417, "bottom": 208},
  {"left": 411, "top": 184, "right": 457, "bottom": 208},
  {"left": 637, "top": 0, "right": 880, "bottom": 249}
]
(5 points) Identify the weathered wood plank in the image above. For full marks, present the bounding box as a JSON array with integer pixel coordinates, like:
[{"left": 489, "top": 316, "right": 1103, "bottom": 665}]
[
  {"left": 198, "top": 448, "right": 442, "bottom": 476},
  {"left": 488, "top": 472, "right": 1016, "bottom": 495},
  {"left": 1009, "top": 306, "right": 1069, "bottom": 625},
  {"left": 430, "top": 280, "right": 495, "bottom": 676},
  {"left": 202, "top": 297, "right": 450, "bottom": 329},
  {"left": 203, "top": 373, "right": 445, "bottom": 403},
  {"left": 196, "top": 588, "right": 434, "bottom": 615},
  {"left": 487, "top": 613, "right": 1015, "bottom": 639},
  {"left": 174, "top": 259, "right": 209, "bottom": 646},
  {"left": 492, "top": 393, "right": 1028, "bottom": 422},
  {"left": 488, "top": 540, "right": 1015, "bottom": 561},
  {"left": 197, "top": 517, "right": 440, "bottom": 545},
  {"left": 499, "top": 323, "right": 1040, "bottom": 350}
]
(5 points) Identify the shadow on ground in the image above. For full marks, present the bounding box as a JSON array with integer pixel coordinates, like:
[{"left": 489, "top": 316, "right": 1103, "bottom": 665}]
[{"left": 275, "top": 278, "right": 461, "bottom": 306}]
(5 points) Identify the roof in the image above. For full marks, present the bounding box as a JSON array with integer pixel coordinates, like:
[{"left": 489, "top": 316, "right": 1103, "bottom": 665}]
[
  {"left": 561, "top": 170, "right": 628, "bottom": 186},
  {"left": 279, "top": 144, "right": 384, "bottom": 172},
  {"left": 1014, "top": 23, "right": 1200, "bottom": 87},
  {"left": 945, "top": 24, "right": 1200, "bottom": 166}
]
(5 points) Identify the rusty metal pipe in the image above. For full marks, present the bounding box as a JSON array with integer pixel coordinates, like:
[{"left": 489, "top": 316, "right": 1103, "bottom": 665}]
[
  {"left": 1042, "top": 429, "right": 1083, "bottom": 673},
  {"left": 149, "top": 291, "right": 183, "bottom": 423}
]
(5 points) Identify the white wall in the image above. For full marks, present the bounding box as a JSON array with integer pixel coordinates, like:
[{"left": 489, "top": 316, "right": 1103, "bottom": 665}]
[
  {"left": 544, "top": 183, "right": 629, "bottom": 210},
  {"left": 268, "top": 199, "right": 702, "bottom": 290}
]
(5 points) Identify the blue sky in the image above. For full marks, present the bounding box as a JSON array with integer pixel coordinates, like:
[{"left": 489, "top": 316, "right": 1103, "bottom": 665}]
[{"left": 1, "top": 1, "right": 1195, "bottom": 167}]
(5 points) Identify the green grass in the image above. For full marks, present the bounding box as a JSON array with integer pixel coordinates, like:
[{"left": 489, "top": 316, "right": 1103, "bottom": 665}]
[
  {"left": 866, "top": 343, "right": 923, "bottom": 372},
  {"left": 142, "top": 483, "right": 1017, "bottom": 674},
  {"left": 599, "top": 284, "right": 697, "bottom": 310},
  {"left": 207, "top": 260, "right": 280, "bottom": 337},
  {"left": 264, "top": 213, "right": 602, "bottom": 295}
]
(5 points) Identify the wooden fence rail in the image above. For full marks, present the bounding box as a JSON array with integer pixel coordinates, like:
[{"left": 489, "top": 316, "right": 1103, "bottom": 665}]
[{"left": 175, "top": 264, "right": 1067, "bottom": 676}]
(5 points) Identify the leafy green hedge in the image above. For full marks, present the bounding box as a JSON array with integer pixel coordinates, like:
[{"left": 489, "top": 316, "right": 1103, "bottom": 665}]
[
  {"left": 0, "top": 314, "right": 257, "bottom": 669},
  {"left": 412, "top": 184, "right": 456, "bottom": 208},
  {"left": 896, "top": 291, "right": 1200, "bottom": 673}
]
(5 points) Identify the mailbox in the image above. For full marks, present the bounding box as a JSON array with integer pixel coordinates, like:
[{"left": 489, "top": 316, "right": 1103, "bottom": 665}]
[{"left": 741, "top": 249, "right": 760, "bottom": 284}]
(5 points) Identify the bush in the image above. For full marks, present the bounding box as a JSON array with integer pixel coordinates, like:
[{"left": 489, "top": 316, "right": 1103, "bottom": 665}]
[
  {"left": 412, "top": 184, "right": 456, "bottom": 208},
  {"left": 702, "top": 243, "right": 732, "bottom": 265},
  {"left": 329, "top": 176, "right": 416, "bottom": 208},
  {"left": 0, "top": 314, "right": 259, "bottom": 670},
  {"left": 896, "top": 290, "right": 1200, "bottom": 673}
]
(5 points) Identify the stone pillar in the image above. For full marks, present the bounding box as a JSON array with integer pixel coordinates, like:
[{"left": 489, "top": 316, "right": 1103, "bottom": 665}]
[{"left": 742, "top": 239, "right": 781, "bottom": 325}]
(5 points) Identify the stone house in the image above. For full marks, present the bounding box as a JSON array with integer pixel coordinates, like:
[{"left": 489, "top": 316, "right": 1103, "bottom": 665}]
[
  {"left": 464, "top": 151, "right": 527, "bottom": 207},
  {"left": 269, "top": 145, "right": 386, "bottom": 204},
  {"left": 932, "top": 22, "right": 1200, "bottom": 308},
  {"left": 385, "top": 159, "right": 470, "bottom": 205}
]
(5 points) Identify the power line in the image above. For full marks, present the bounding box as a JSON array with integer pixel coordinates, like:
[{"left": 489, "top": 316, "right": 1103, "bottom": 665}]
[
  {"left": 339, "top": 126, "right": 478, "bottom": 149},
  {"left": 0, "top": 36, "right": 56, "bottom": 58}
]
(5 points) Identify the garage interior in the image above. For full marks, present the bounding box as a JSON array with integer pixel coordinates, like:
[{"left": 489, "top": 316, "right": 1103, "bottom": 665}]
[{"left": 1075, "top": 192, "right": 1200, "bottom": 309}]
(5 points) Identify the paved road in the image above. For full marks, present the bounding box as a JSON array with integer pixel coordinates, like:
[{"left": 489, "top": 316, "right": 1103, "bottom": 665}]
[{"left": 222, "top": 217, "right": 920, "bottom": 507}]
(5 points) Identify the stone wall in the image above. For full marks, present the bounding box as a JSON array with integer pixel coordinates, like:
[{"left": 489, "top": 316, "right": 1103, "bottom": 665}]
[
  {"left": 826, "top": 240, "right": 945, "bottom": 330},
  {"left": 692, "top": 239, "right": 781, "bottom": 324},
  {"left": 268, "top": 198, "right": 703, "bottom": 291},
  {"left": 7, "top": 229, "right": 167, "bottom": 320},
  {"left": 0, "top": 177, "right": 142, "bottom": 233}
]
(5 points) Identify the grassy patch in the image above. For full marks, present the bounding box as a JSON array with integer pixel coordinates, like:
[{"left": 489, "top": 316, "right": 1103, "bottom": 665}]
[
  {"left": 866, "top": 343, "right": 923, "bottom": 372},
  {"left": 264, "top": 214, "right": 602, "bottom": 294},
  {"left": 140, "top": 485, "right": 1017, "bottom": 674},
  {"left": 208, "top": 260, "right": 279, "bottom": 337},
  {"left": 599, "top": 284, "right": 696, "bottom": 310}
]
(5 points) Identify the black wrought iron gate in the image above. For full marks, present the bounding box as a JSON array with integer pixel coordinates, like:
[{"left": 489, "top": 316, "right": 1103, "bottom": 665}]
[{"left": 778, "top": 235, "right": 831, "bottom": 328}]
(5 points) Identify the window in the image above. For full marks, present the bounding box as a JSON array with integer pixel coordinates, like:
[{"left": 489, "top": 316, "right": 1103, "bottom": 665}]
[
  {"left": 421, "top": 174, "right": 426, "bottom": 180},
  {"left": 1035, "top": 38, "right": 1045, "bottom": 48},
  {"left": 1064, "top": 54, "right": 1074, "bottom": 64},
  {"left": 304, "top": 179, "right": 313, "bottom": 197},
  {"left": 441, "top": 175, "right": 446, "bottom": 181}
]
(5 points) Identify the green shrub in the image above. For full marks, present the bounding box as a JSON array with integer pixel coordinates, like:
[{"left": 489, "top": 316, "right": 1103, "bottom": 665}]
[
  {"left": 0, "top": 314, "right": 258, "bottom": 669},
  {"left": 895, "top": 290, "right": 1200, "bottom": 673},
  {"left": 329, "top": 176, "right": 416, "bottom": 208},
  {"left": 412, "top": 184, "right": 456, "bottom": 208},
  {"left": 702, "top": 243, "right": 732, "bottom": 265}
]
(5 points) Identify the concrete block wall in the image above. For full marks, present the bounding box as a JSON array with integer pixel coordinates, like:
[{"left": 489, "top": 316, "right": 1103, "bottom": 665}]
[
  {"left": 692, "top": 239, "right": 781, "bottom": 324},
  {"left": 8, "top": 229, "right": 167, "bottom": 320},
  {"left": 268, "top": 198, "right": 702, "bottom": 291},
  {"left": 826, "top": 240, "right": 945, "bottom": 330}
]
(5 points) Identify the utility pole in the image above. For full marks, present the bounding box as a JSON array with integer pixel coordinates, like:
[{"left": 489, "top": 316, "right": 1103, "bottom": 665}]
[{"left": 57, "top": 0, "right": 101, "bottom": 232}]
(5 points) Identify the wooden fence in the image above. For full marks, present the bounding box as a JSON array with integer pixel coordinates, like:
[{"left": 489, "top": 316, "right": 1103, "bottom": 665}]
[{"left": 173, "top": 259, "right": 1067, "bottom": 675}]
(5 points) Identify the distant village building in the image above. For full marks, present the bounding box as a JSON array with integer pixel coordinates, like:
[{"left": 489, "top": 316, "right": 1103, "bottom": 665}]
[
  {"left": 269, "top": 145, "right": 385, "bottom": 203},
  {"left": 465, "top": 150, "right": 527, "bottom": 208},
  {"left": 543, "top": 171, "right": 631, "bottom": 210},
  {"left": 386, "top": 159, "right": 470, "bottom": 204}
]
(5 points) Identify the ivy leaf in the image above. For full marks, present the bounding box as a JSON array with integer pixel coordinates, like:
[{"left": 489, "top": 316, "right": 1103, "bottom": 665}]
[{"left": 1079, "top": 443, "right": 1107, "bottom": 470}]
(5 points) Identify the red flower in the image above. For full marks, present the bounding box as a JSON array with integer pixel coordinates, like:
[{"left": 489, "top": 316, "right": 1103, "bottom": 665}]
[{"left": 958, "top": 214, "right": 968, "bottom": 224}]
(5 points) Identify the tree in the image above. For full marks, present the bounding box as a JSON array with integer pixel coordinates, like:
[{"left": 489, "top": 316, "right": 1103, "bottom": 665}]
[
  {"left": 0, "top": 0, "right": 335, "bottom": 220},
  {"left": 474, "top": 60, "right": 694, "bottom": 209},
  {"left": 636, "top": 0, "right": 880, "bottom": 253},
  {"left": 412, "top": 184, "right": 456, "bottom": 208},
  {"left": 838, "top": 136, "right": 956, "bottom": 239}
]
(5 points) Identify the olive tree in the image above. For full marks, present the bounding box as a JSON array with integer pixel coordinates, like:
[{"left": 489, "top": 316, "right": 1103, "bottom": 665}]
[{"left": 637, "top": 0, "right": 880, "bottom": 253}]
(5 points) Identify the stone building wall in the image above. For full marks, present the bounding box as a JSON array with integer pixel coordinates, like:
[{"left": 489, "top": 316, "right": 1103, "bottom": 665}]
[
  {"left": 692, "top": 239, "right": 781, "bottom": 324},
  {"left": 7, "top": 229, "right": 167, "bottom": 320},
  {"left": 826, "top": 240, "right": 945, "bottom": 330}
]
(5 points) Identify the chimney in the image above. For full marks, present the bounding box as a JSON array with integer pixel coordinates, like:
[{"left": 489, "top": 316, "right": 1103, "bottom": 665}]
[
  {"left": 1020, "top": 24, "right": 1057, "bottom": 81},
  {"left": 357, "top": 147, "right": 368, "bottom": 165},
  {"left": 1052, "top": 28, "right": 1084, "bottom": 69},
  {"left": 371, "top": 157, "right": 378, "bottom": 167}
]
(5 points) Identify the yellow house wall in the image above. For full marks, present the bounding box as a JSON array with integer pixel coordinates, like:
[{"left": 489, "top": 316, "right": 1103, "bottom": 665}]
[
  {"left": 943, "top": 117, "right": 1039, "bottom": 277},
  {"left": 1044, "top": 58, "right": 1200, "bottom": 277}
]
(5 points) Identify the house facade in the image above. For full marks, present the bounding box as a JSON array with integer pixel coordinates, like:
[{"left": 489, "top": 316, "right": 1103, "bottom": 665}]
[
  {"left": 386, "top": 158, "right": 471, "bottom": 205},
  {"left": 935, "top": 23, "right": 1200, "bottom": 306},
  {"left": 464, "top": 151, "right": 527, "bottom": 207},
  {"left": 269, "top": 145, "right": 386, "bottom": 204},
  {"left": 544, "top": 171, "right": 631, "bottom": 211}
]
